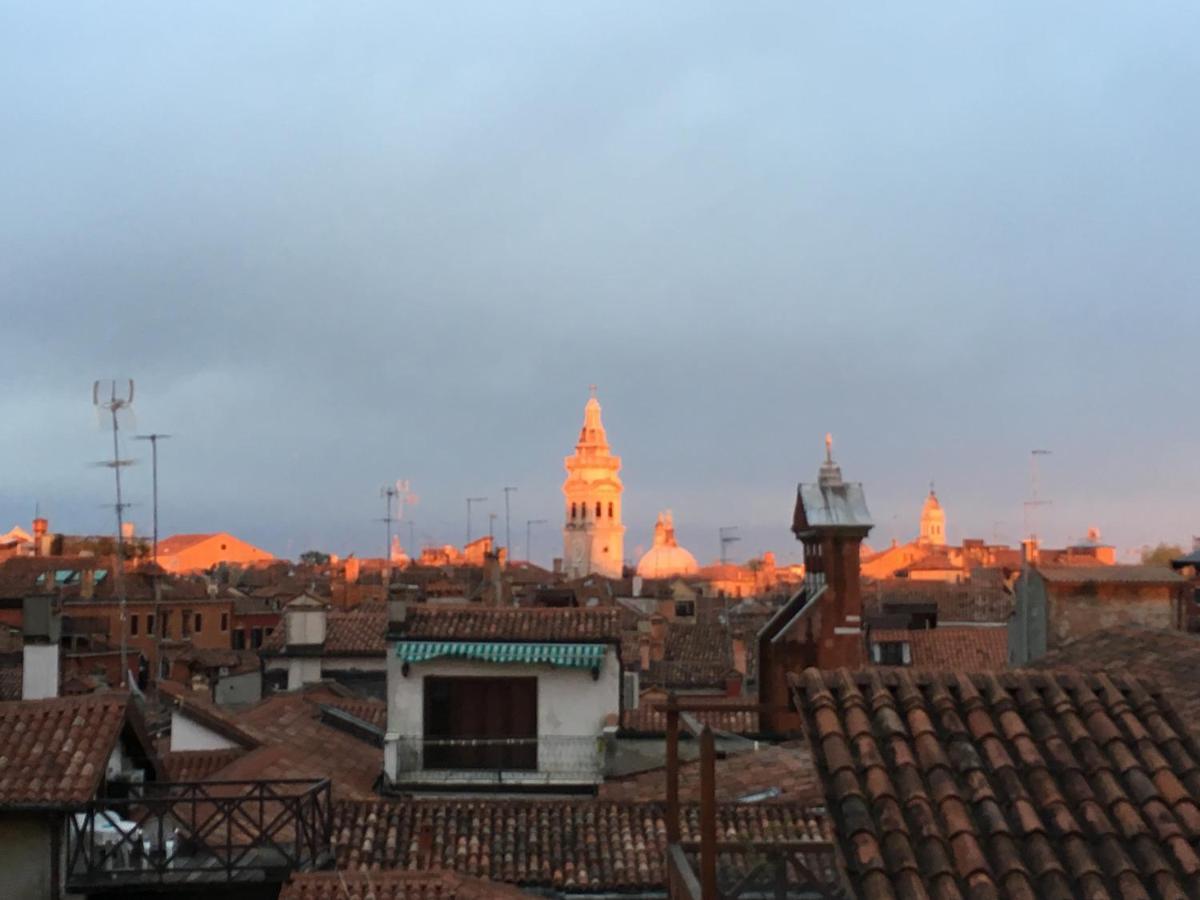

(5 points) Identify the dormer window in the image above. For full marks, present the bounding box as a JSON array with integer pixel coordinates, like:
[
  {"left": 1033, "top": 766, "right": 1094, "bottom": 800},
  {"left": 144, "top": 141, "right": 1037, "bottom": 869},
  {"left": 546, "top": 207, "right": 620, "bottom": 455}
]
[{"left": 871, "top": 641, "right": 911, "bottom": 666}]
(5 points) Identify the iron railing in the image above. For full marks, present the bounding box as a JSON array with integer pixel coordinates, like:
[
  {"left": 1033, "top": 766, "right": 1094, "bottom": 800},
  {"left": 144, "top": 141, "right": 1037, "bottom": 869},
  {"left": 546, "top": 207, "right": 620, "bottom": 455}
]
[
  {"left": 389, "top": 734, "right": 605, "bottom": 784},
  {"left": 65, "top": 778, "right": 332, "bottom": 890}
]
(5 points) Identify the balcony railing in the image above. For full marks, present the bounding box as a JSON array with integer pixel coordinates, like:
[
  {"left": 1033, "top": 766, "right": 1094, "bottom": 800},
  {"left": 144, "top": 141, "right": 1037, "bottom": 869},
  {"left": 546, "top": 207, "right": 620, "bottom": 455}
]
[
  {"left": 388, "top": 734, "right": 606, "bottom": 786},
  {"left": 65, "top": 779, "right": 332, "bottom": 890}
]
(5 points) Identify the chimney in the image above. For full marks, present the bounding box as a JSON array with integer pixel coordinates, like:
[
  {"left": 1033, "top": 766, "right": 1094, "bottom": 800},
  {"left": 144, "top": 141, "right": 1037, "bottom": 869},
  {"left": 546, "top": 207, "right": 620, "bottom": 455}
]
[
  {"left": 731, "top": 637, "right": 747, "bottom": 676},
  {"left": 649, "top": 614, "right": 666, "bottom": 662},
  {"left": 22, "top": 596, "right": 61, "bottom": 700},
  {"left": 285, "top": 595, "right": 327, "bottom": 647},
  {"left": 638, "top": 635, "right": 651, "bottom": 672},
  {"left": 32, "top": 517, "right": 48, "bottom": 557},
  {"left": 552, "top": 557, "right": 563, "bottom": 575},
  {"left": 1022, "top": 538, "right": 1040, "bottom": 566},
  {"left": 121, "top": 521, "right": 135, "bottom": 541},
  {"left": 80, "top": 567, "right": 96, "bottom": 601},
  {"left": 484, "top": 550, "right": 504, "bottom": 606},
  {"left": 725, "top": 670, "right": 743, "bottom": 697},
  {"left": 632, "top": 575, "right": 643, "bottom": 598}
]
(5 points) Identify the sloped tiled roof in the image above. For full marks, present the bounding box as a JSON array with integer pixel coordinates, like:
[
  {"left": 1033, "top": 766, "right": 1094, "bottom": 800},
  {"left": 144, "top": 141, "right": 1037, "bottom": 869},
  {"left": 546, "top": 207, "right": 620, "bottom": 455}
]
[
  {"left": 334, "top": 798, "right": 834, "bottom": 893},
  {"left": 261, "top": 611, "right": 387, "bottom": 656},
  {"left": 599, "top": 742, "right": 821, "bottom": 805},
  {"left": 621, "top": 694, "right": 759, "bottom": 735},
  {"left": 0, "top": 692, "right": 131, "bottom": 808},
  {"left": 160, "top": 748, "right": 246, "bottom": 782},
  {"left": 1033, "top": 626, "right": 1200, "bottom": 740},
  {"left": 280, "top": 870, "right": 536, "bottom": 899},
  {"left": 396, "top": 606, "right": 622, "bottom": 644},
  {"left": 1036, "top": 564, "right": 1185, "bottom": 585},
  {"left": 0, "top": 664, "right": 21, "bottom": 701},
  {"left": 865, "top": 579, "right": 1014, "bottom": 624},
  {"left": 869, "top": 626, "right": 1008, "bottom": 670},
  {"left": 791, "top": 667, "right": 1200, "bottom": 899}
]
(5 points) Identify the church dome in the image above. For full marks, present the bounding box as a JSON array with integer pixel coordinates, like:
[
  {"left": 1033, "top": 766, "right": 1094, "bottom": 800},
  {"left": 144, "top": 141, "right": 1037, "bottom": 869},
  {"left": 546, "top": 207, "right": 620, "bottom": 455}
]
[
  {"left": 919, "top": 486, "right": 946, "bottom": 546},
  {"left": 636, "top": 511, "right": 699, "bottom": 578}
]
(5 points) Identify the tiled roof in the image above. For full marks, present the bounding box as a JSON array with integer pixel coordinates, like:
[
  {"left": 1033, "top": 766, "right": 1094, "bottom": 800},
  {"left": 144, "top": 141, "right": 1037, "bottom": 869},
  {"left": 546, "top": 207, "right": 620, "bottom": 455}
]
[
  {"left": 319, "top": 696, "right": 388, "bottom": 730},
  {"left": 621, "top": 694, "right": 759, "bottom": 735},
  {"left": 334, "top": 798, "right": 833, "bottom": 893},
  {"left": 395, "top": 606, "right": 622, "bottom": 644},
  {"left": 869, "top": 626, "right": 1008, "bottom": 670},
  {"left": 791, "top": 667, "right": 1200, "bottom": 899},
  {"left": 651, "top": 623, "right": 733, "bottom": 688},
  {"left": 599, "top": 742, "right": 822, "bottom": 805},
  {"left": 185, "top": 685, "right": 382, "bottom": 798},
  {"left": 0, "top": 664, "right": 21, "bottom": 701},
  {"left": 865, "top": 580, "right": 1014, "bottom": 624},
  {"left": 262, "top": 611, "right": 387, "bottom": 656},
  {"left": 1036, "top": 564, "right": 1185, "bottom": 585},
  {"left": 280, "top": 870, "right": 536, "bottom": 899},
  {"left": 1033, "top": 626, "right": 1200, "bottom": 740},
  {"left": 0, "top": 692, "right": 131, "bottom": 808},
  {"left": 160, "top": 748, "right": 246, "bottom": 782}
]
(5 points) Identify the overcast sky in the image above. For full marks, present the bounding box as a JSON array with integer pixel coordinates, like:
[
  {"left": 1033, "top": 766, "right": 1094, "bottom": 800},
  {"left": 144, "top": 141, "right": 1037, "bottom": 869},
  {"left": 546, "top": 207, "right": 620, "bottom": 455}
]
[{"left": 2, "top": 3, "right": 1197, "bottom": 566}]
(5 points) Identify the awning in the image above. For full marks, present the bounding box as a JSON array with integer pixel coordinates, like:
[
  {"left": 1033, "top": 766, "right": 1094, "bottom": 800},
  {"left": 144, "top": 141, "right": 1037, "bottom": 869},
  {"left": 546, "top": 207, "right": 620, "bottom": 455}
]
[{"left": 396, "top": 641, "right": 606, "bottom": 669}]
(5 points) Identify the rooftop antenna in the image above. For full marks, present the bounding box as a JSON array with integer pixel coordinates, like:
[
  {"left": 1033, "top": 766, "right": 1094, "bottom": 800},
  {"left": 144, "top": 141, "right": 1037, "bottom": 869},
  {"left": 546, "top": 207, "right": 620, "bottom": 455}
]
[
  {"left": 379, "top": 484, "right": 399, "bottom": 564},
  {"left": 719, "top": 526, "right": 741, "bottom": 565},
  {"left": 93, "top": 379, "right": 135, "bottom": 688},
  {"left": 133, "top": 433, "right": 171, "bottom": 566},
  {"left": 503, "top": 486, "right": 518, "bottom": 562},
  {"left": 1023, "top": 449, "right": 1053, "bottom": 543},
  {"left": 488, "top": 512, "right": 497, "bottom": 541},
  {"left": 466, "top": 497, "right": 487, "bottom": 545},
  {"left": 526, "top": 519, "right": 548, "bottom": 566}
]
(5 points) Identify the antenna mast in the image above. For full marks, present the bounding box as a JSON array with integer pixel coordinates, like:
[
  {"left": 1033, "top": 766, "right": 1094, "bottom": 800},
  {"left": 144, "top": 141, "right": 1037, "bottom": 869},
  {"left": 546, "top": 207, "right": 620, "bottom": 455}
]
[
  {"left": 719, "top": 526, "right": 741, "bottom": 565},
  {"left": 93, "top": 379, "right": 135, "bottom": 688},
  {"left": 466, "top": 497, "right": 487, "bottom": 545},
  {"left": 1023, "top": 449, "right": 1053, "bottom": 543},
  {"left": 503, "top": 486, "right": 518, "bottom": 563},
  {"left": 526, "top": 519, "right": 547, "bottom": 566}
]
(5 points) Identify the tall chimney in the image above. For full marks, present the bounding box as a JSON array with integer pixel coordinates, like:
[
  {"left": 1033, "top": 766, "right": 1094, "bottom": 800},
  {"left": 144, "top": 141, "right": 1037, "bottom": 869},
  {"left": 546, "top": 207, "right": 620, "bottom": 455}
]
[{"left": 22, "top": 596, "right": 61, "bottom": 700}]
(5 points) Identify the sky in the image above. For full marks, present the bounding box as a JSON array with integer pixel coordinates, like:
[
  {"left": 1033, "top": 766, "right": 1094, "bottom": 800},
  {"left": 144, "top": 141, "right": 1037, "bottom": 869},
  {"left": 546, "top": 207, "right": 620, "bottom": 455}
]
[{"left": 2, "top": 3, "right": 1198, "bottom": 567}]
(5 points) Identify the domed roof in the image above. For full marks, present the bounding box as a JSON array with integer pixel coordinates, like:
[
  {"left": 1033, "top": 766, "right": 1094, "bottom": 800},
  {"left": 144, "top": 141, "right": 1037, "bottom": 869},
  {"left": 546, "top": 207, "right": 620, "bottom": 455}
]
[{"left": 636, "top": 511, "right": 698, "bottom": 578}]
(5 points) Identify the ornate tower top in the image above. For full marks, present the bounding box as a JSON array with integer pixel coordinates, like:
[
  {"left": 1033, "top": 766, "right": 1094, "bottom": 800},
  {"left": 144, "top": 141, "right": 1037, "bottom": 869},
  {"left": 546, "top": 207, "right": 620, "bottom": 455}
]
[
  {"left": 818, "top": 432, "right": 844, "bottom": 488},
  {"left": 919, "top": 485, "right": 947, "bottom": 546}
]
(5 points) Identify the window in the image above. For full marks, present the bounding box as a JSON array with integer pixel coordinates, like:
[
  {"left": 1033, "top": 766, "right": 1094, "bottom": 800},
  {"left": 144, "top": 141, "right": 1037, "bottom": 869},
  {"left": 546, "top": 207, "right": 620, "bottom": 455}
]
[
  {"left": 220, "top": 613, "right": 229, "bottom": 631},
  {"left": 424, "top": 677, "right": 537, "bottom": 771},
  {"left": 595, "top": 501, "right": 601, "bottom": 518},
  {"left": 193, "top": 613, "right": 203, "bottom": 634},
  {"left": 130, "top": 614, "right": 139, "bottom": 636},
  {"left": 146, "top": 614, "right": 155, "bottom": 635},
  {"left": 608, "top": 502, "right": 614, "bottom": 518},
  {"left": 182, "top": 610, "right": 192, "bottom": 636},
  {"left": 674, "top": 600, "right": 695, "bottom": 618},
  {"left": 871, "top": 641, "right": 911, "bottom": 666},
  {"left": 232, "top": 629, "right": 246, "bottom": 650},
  {"left": 161, "top": 610, "right": 172, "bottom": 638},
  {"left": 251, "top": 627, "right": 263, "bottom": 649}
]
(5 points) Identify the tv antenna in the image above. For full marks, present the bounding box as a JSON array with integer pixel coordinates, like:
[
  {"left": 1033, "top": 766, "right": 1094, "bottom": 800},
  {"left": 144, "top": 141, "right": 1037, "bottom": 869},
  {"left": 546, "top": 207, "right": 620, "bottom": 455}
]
[
  {"left": 719, "top": 526, "right": 741, "bottom": 565},
  {"left": 133, "top": 433, "right": 171, "bottom": 565},
  {"left": 526, "top": 519, "right": 548, "bottom": 565},
  {"left": 379, "top": 480, "right": 418, "bottom": 562},
  {"left": 1023, "top": 449, "right": 1053, "bottom": 542},
  {"left": 489, "top": 512, "right": 497, "bottom": 541},
  {"left": 466, "top": 497, "right": 487, "bottom": 544},
  {"left": 93, "top": 379, "right": 135, "bottom": 688}
]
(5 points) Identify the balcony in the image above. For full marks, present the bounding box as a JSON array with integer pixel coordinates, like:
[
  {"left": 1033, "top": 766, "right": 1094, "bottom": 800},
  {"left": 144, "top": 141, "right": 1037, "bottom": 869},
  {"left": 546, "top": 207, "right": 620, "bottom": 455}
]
[
  {"left": 386, "top": 734, "right": 608, "bottom": 788},
  {"left": 65, "top": 779, "right": 332, "bottom": 891}
]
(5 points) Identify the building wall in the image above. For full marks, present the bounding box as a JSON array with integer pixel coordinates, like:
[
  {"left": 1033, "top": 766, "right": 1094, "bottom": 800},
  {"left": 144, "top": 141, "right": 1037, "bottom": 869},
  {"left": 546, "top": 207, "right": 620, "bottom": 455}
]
[
  {"left": 1047, "top": 582, "right": 1178, "bottom": 648},
  {"left": 170, "top": 710, "right": 241, "bottom": 751},
  {"left": 0, "top": 813, "right": 53, "bottom": 899},
  {"left": 159, "top": 534, "right": 274, "bottom": 574},
  {"left": 385, "top": 648, "right": 620, "bottom": 780}
]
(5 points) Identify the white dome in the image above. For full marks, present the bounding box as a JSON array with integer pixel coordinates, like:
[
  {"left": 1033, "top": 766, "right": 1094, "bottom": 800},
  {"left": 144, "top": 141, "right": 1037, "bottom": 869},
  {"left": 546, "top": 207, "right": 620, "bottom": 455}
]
[{"left": 636, "top": 511, "right": 699, "bottom": 578}]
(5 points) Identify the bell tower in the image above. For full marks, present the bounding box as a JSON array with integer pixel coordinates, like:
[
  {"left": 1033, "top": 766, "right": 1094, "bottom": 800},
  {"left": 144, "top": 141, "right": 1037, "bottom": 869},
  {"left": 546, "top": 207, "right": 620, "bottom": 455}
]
[{"left": 562, "top": 388, "right": 625, "bottom": 578}]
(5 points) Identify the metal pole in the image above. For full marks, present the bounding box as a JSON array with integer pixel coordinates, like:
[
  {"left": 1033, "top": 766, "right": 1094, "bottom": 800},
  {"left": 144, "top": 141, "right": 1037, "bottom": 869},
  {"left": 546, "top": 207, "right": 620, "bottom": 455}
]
[
  {"left": 466, "top": 497, "right": 487, "bottom": 545},
  {"left": 109, "top": 395, "right": 129, "bottom": 689},
  {"left": 666, "top": 693, "right": 680, "bottom": 844},
  {"left": 503, "top": 486, "right": 517, "bottom": 562},
  {"left": 699, "top": 726, "right": 717, "bottom": 900}
]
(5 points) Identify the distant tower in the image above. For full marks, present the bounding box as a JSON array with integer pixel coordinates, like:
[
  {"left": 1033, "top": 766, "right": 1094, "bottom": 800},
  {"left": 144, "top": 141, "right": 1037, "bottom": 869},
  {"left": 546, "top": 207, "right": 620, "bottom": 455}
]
[
  {"left": 562, "top": 389, "right": 625, "bottom": 578},
  {"left": 919, "top": 483, "right": 946, "bottom": 546}
]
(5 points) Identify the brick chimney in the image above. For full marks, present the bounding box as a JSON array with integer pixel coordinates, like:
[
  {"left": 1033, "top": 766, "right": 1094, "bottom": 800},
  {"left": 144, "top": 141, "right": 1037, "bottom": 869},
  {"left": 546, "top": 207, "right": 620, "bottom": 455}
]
[{"left": 649, "top": 614, "right": 666, "bottom": 662}]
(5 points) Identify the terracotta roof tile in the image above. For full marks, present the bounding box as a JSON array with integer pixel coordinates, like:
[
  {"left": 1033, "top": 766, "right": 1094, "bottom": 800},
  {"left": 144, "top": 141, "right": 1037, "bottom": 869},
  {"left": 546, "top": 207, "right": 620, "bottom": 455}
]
[
  {"left": 395, "top": 605, "right": 622, "bottom": 643},
  {"left": 0, "top": 692, "right": 131, "bottom": 807},
  {"left": 160, "top": 748, "right": 246, "bottom": 782},
  {"left": 621, "top": 693, "right": 759, "bottom": 734},
  {"left": 333, "top": 797, "right": 834, "bottom": 893},
  {"left": 280, "top": 870, "right": 536, "bottom": 899},
  {"left": 791, "top": 667, "right": 1200, "bottom": 898},
  {"left": 869, "top": 627, "right": 1008, "bottom": 670},
  {"left": 262, "top": 611, "right": 387, "bottom": 656}
]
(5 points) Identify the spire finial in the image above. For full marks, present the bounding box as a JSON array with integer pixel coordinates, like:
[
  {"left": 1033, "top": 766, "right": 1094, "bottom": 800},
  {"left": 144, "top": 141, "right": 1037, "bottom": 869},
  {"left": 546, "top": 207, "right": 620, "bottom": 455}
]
[
  {"left": 588, "top": 384, "right": 598, "bottom": 400},
  {"left": 929, "top": 479, "right": 935, "bottom": 496},
  {"left": 824, "top": 433, "right": 833, "bottom": 463}
]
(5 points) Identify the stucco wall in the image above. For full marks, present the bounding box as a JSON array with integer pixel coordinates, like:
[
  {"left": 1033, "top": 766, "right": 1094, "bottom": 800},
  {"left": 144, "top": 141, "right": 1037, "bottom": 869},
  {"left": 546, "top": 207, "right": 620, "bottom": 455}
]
[
  {"left": 1048, "top": 583, "right": 1177, "bottom": 648},
  {"left": 170, "top": 710, "right": 240, "bottom": 751},
  {"left": 0, "top": 813, "right": 53, "bottom": 899}
]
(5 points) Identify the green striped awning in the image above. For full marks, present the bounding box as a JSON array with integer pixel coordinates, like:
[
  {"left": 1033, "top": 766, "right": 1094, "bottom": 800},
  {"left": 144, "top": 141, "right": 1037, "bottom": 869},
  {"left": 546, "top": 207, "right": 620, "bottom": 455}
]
[{"left": 396, "top": 641, "right": 606, "bottom": 669}]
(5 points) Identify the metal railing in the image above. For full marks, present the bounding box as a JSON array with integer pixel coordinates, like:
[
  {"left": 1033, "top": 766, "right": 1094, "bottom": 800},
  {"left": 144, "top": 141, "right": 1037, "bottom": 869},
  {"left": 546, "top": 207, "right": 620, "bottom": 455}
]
[
  {"left": 65, "top": 778, "right": 332, "bottom": 890},
  {"left": 389, "top": 734, "right": 605, "bottom": 784}
]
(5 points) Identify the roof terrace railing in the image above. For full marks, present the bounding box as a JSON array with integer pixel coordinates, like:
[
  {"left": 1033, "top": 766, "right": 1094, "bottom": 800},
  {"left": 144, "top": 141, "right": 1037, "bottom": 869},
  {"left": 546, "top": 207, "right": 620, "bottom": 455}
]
[
  {"left": 389, "top": 734, "right": 605, "bottom": 785},
  {"left": 65, "top": 778, "right": 332, "bottom": 890},
  {"left": 661, "top": 696, "right": 844, "bottom": 900}
]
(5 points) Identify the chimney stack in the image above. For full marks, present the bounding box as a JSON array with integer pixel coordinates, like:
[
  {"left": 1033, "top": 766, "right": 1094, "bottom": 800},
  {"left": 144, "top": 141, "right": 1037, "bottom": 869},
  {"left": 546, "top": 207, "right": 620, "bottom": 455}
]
[
  {"left": 649, "top": 614, "right": 666, "bottom": 662},
  {"left": 1021, "top": 538, "right": 1040, "bottom": 566},
  {"left": 22, "top": 596, "right": 61, "bottom": 700}
]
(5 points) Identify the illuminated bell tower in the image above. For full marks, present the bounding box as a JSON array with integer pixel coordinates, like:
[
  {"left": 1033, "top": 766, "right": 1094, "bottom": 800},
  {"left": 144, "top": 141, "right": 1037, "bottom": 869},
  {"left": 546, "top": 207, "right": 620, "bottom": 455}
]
[{"left": 562, "top": 388, "right": 625, "bottom": 578}]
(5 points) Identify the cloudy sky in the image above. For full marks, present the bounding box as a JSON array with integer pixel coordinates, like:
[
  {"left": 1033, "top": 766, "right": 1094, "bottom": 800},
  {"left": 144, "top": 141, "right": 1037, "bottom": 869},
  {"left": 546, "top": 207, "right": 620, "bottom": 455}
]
[{"left": 2, "top": 3, "right": 1197, "bottom": 566}]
